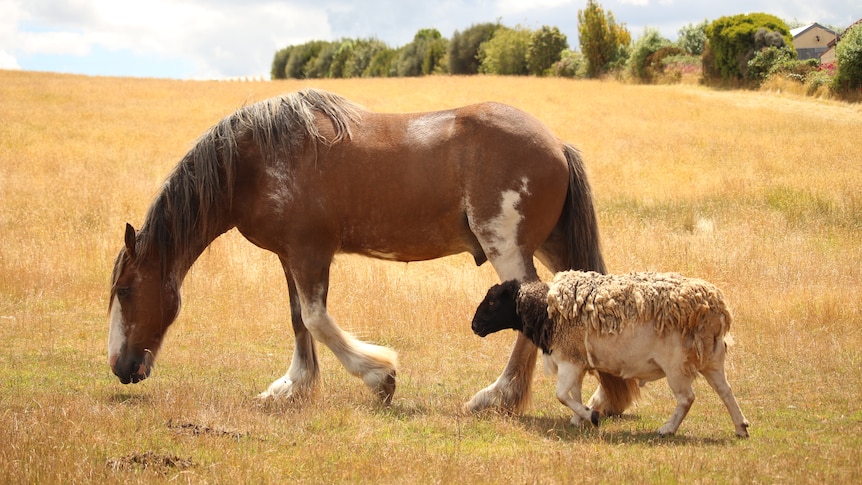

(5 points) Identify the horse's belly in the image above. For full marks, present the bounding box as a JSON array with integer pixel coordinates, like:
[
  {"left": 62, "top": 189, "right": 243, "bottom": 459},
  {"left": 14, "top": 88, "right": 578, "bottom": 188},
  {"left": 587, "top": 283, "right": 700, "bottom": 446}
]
[{"left": 340, "top": 216, "right": 483, "bottom": 263}]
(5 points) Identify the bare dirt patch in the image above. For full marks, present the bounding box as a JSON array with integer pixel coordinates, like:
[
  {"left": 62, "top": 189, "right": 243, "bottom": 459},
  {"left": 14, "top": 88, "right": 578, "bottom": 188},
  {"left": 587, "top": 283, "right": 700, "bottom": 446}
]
[
  {"left": 106, "top": 451, "right": 194, "bottom": 472},
  {"left": 167, "top": 419, "right": 248, "bottom": 440}
]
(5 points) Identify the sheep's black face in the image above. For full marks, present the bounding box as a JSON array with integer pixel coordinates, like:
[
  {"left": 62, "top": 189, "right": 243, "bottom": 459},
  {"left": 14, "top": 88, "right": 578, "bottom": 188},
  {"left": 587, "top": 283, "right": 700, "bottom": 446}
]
[{"left": 472, "top": 280, "right": 521, "bottom": 337}]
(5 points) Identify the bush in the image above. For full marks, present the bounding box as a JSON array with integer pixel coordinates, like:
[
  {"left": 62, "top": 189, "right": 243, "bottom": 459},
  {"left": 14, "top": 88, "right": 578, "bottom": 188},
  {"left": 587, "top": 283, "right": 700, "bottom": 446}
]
[
  {"left": 553, "top": 50, "right": 586, "bottom": 78},
  {"left": 704, "top": 13, "right": 793, "bottom": 83},
  {"left": 677, "top": 20, "right": 708, "bottom": 55},
  {"left": 833, "top": 23, "right": 862, "bottom": 95},
  {"left": 659, "top": 53, "right": 702, "bottom": 82},
  {"left": 629, "top": 27, "right": 671, "bottom": 82},
  {"left": 747, "top": 45, "right": 796, "bottom": 82}
]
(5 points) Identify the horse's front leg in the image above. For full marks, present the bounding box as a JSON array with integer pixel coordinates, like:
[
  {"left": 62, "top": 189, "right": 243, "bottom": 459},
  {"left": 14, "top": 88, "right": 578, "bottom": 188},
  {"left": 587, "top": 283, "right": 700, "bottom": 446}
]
[
  {"left": 292, "top": 256, "right": 398, "bottom": 403},
  {"left": 258, "top": 261, "right": 319, "bottom": 401}
]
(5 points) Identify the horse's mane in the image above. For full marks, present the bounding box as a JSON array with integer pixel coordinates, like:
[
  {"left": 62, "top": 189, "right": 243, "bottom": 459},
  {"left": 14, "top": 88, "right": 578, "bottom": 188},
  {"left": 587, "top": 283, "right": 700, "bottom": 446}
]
[{"left": 134, "top": 89, "right": 363, "bottom": 272}]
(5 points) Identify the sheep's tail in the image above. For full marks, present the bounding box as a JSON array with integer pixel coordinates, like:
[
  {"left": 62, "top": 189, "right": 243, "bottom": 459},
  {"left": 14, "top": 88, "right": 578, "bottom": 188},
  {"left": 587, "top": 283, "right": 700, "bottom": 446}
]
[{"left": 589, "top": 372, "right": 641, "bottom": 417}]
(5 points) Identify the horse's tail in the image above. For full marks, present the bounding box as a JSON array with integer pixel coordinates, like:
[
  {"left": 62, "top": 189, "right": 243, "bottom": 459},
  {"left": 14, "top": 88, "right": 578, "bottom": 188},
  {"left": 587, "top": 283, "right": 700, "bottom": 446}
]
[
  {"left": 561, "top": 143, "right": 639, "bottom": 415},
  {"left": 590, "top": 371, "right": 641, "bottom": 416},
  {"left": 561, "top": 144, "right": 606, "bottom": 274}
]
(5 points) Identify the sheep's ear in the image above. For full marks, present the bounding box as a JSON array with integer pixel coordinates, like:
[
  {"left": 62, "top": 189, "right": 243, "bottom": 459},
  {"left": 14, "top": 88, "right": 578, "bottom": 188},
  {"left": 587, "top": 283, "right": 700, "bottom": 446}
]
[{"left": 501, "top": 279, "right": 520, "bottom": 297}]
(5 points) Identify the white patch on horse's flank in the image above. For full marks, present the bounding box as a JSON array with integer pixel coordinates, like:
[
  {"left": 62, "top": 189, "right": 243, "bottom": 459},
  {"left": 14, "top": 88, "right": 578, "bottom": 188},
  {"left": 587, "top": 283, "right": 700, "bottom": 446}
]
[
  {"left": 476, "top": 177, "right": 531, "bottom": 281},
  {"left": 108, "top": 295, "right": 125, "bottom": 366},
  {"left": 406, "top": 112, "right": 455, "bottom": 146},
  {"left": 265, "top": 163, "right": 294, "bottom": 209}
]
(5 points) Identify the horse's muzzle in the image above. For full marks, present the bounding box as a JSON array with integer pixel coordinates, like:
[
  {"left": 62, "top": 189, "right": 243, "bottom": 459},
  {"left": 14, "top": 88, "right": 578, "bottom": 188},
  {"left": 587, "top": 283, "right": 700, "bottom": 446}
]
[{"left": 111, "top": 349, "right": 154, "bottom": 384}]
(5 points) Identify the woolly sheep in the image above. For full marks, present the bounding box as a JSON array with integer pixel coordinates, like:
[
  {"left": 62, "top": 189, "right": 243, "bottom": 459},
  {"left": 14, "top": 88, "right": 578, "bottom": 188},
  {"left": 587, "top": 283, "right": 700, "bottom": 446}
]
[{"left": 471, "top": 270, "right": 750, "bottom": 438}]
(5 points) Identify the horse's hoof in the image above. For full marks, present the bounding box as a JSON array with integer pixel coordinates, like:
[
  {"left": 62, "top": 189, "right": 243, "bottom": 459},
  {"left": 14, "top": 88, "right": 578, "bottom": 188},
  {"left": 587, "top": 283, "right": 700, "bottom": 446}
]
[
  {"left": 376, "top": 371, "right": 396, "bottom": 405},
  {"left": 590, "top": 410, "right": 600, "bottom": 427}
]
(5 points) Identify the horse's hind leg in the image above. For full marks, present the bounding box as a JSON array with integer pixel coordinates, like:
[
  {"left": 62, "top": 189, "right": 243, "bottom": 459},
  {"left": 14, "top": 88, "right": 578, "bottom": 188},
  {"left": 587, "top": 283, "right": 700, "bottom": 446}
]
[
  {"left": 465, "top": 246, "right": 539, "bottom": 414},
  {"left": 466, "top": 333, "right": 538, "bottom": 414},
  {"left": 259, "top": 263, "right": 320, "bottom": 401}
]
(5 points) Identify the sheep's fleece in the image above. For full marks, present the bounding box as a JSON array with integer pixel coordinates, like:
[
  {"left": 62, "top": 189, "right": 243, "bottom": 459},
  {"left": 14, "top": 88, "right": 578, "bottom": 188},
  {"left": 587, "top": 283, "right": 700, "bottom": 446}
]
[{"left": 547, "top": 271, "right": 731, "bottom": 361}]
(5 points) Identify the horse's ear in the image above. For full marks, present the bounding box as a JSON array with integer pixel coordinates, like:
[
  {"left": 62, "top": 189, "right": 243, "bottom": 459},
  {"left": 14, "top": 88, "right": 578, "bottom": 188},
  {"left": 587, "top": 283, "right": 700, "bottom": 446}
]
[{"left": 124, "top": 223, "right": 137, "bottom": 259}]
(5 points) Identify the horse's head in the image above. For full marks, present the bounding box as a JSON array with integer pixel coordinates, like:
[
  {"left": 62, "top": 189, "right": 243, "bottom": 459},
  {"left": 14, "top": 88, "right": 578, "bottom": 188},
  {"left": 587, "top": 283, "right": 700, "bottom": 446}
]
[{"left": 108, "top": 223, "right": 181, "bottom": 384}]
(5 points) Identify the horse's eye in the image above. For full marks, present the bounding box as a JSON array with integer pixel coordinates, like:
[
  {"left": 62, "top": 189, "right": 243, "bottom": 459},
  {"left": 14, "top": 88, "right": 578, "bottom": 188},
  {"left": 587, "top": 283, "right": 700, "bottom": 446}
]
[{"left": 116, "top": 287, "right": 131, "bottom": 298}]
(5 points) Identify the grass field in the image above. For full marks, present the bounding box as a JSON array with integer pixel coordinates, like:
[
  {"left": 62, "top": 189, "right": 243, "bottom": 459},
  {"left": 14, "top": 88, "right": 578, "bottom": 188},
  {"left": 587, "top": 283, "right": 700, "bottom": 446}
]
[{"left": 1, "top": 70, "right": 861, "bottom": 483}]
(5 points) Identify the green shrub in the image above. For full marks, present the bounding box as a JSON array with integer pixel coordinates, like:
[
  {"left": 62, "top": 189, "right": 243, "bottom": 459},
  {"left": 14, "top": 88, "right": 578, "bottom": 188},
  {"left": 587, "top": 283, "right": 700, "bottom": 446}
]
[
  {"left": 833, "top": 23, "right": 862, "bottom": 94},
  {"left": 629, "top": 27, "right": 671, "bottom": 82},
  {"left": 704, "top": 13, "right": 793, "bottom": 82},
  {"left": 552, "top": 50, "right": 586, "bottom": 78}
]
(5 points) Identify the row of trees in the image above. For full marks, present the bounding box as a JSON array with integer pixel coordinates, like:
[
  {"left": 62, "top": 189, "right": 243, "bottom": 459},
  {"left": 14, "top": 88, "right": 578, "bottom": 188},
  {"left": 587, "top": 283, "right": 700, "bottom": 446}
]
[
  {"left": 271, "top": 1, "right": 862, "bottom": 96},
  {"left": 271, "top": 23, "right": 572, "bottom": 79}
]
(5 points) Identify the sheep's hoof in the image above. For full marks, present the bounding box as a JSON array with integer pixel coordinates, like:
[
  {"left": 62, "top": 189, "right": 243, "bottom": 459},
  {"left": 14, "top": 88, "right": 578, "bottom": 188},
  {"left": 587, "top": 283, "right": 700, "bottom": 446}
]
[{"left": 590, "top": 410, "right": 600, "bottom": 427}]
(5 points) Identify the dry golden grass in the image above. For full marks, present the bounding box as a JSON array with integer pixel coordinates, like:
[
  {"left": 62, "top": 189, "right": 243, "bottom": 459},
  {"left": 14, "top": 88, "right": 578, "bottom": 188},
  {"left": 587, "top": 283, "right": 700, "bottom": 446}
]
[{"left": 1, "top": 70, "right": 861, "bottom": 483}]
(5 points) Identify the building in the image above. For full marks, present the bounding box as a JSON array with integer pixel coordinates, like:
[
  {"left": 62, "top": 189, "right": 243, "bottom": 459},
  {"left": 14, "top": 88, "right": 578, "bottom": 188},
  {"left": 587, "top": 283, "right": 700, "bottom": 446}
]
[
  {"left": 791, "top": 23, "right": 838, "bottom": 60},
  {"left": 820, "top": 19, "right": 862, "bottom": 64}
]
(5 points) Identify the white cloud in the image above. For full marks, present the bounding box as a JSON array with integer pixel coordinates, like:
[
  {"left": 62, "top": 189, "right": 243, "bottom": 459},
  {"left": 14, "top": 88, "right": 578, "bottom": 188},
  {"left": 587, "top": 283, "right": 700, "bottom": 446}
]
[
  {"left": 4, "top": 0, "right": 332, "bottom": 78},
  {"left": 496, "top": 0, "right": 574, "bottom": 14},
  {"left": 0, "top": 49, "right": 21, "bottom": 69}
]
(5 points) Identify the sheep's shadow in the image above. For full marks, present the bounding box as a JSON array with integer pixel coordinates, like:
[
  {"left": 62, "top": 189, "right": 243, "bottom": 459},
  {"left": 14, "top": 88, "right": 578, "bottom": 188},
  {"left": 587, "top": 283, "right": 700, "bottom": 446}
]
[{"left": 517, "top": 414, "right": 736, "bottom": 447}]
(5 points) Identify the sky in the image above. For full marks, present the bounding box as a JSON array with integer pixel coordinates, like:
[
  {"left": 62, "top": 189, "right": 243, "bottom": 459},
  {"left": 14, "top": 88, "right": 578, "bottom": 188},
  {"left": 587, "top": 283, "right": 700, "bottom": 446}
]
[{"left": 1, "top": 0, "right": 858, "bottom": 80}]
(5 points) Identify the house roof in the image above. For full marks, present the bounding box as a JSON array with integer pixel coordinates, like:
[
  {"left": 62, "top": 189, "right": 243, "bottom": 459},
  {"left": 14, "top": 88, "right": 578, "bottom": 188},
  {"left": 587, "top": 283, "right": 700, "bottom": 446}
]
[
  {"left": 791, "top": 23, "right": 838, "bottom": 38},
  {"left": 827, "top": 18, "right": 862, "bottom": 48}
]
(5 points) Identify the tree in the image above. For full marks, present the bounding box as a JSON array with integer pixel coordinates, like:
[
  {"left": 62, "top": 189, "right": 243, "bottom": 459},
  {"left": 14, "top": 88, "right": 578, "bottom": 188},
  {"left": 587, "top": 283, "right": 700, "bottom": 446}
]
[
  {"left": 677, "top": 20, "right": 708, "bottom": 55},
  {"left": 833, "top": 22, "right": 862, "bottom": 94},
  {"left": 704, "top": 13, "right": 793, "bottom": 82},
  {"left": 449, "top": 23, "right": 500, "bottom": 74},
  {"left": 396, "top": 28, "right": 447, "bottom": 76},
  {"left": 577, "top": 0, "right": 631, "bottom": 78},
  {"left": 303, "top": 41, "right": 339, "bottom": 79},
  {"left": 271, "top": 46, "right": 292, "bottom": 79},
  {"left": 343, "top": 39, "right": 390, "bottom": 78},
  {"left": 478, "top": 26, "right": 531, "bottom": 75},
  {"left": 527, "top": 26, "right": 569, "bottom": 76}
]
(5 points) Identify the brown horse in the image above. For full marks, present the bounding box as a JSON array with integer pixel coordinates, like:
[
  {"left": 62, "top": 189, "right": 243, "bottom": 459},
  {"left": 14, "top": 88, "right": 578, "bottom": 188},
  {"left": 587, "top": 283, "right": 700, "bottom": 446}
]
[{"left": 108, "top": 88, "right": 636, "bottom": 415}]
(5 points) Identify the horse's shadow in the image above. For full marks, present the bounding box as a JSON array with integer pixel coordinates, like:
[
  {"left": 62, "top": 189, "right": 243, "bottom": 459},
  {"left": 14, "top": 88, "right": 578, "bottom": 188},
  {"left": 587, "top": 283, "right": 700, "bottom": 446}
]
[
  {"left": 517, "top": 414, "right": 736, "bottom": 446},
  {"left": 107, "top": 391, "right": 152, "bottom": 406}
]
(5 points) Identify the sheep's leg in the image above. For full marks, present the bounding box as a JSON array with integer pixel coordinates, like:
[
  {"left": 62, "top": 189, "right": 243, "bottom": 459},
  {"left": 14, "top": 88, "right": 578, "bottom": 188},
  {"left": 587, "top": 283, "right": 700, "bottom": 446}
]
[
  {"left": 555, "top": 361, "right": 598, "bottom": 426},
  {"left": 701, "top": 364, "right": 750, "bottom": 438},
  {"left": 658, "top": 371, "right": 696, "bottom": 436}
]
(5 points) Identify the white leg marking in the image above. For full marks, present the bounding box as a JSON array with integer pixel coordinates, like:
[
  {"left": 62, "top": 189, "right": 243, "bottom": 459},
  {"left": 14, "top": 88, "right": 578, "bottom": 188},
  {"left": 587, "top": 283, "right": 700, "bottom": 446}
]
[
  {"left": 299, "top": 286, "right": 397, "bottom": 396},
  {"left": 108, "top": 295, "right": 125, "bottom": 367},
  {"left": 259, "top": 345, "right": 317, "bottom": 399}
]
